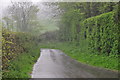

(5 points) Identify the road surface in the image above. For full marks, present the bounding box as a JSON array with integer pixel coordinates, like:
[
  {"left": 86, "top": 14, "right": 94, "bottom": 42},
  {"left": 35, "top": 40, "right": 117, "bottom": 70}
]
[{"left": 31, "top": 49, "right": 119, "bottom": 78}]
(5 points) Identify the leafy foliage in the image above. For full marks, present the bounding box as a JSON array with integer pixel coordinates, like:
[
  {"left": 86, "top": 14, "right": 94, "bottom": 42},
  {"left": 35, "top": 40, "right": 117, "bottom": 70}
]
[
  {"left": 2, "top": 28, "right": 40, "bottom": 78},
  {"left": 3, "top": 45, "right": 40, "bottom": 78},
  {"left": 81, "top": 12, "right": 118, "bottom": 56},
  {"left": 40, "top": 2, "right": 119, "bottom": 71},
  {"left": 56, "top": 2, "right": 119, "bottom": 56}
]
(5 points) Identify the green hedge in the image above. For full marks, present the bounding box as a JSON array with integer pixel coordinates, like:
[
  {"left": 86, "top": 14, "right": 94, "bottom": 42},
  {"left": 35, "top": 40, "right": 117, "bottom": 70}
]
[
  {"left": 2, "top": 28, "right": 40, "bottom": 78},
  {"left": 80, "top": 12, "right": 118, "bottom": 56},
  {"left": 2, "top": 28, "right": 38, "bottom": 71}
]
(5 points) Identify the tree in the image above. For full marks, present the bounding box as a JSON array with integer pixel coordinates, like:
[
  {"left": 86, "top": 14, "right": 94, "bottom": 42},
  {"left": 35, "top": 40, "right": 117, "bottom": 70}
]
[{"left": 3, "top": 2, "right": 39, "bottom": 32}]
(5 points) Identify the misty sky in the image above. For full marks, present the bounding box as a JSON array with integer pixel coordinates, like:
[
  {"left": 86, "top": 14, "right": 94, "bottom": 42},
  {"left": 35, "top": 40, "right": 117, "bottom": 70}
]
[
  {"left": 0, "top": 0, "right": 119, "bottom": 31},
  {"left": 0, "top": 0, "right": 119, "bottom": 13},
  {"left": 0, "top": 0, "right": 42, "bottom": 12},
  {"left": 0, "top": 0, "right": 60, "bottom": 32}
]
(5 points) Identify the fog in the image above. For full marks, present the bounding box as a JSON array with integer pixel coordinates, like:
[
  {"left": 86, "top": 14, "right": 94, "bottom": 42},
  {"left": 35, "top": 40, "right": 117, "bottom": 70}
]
[
  {"left": 1, "top": 0, "right": 62, "bottom": 33},
  {"left": 36, "top": 2, "right": 60, "bottom": 33},
  {"left": 1, "top": 0, "right": 118, "bottom": 33}
]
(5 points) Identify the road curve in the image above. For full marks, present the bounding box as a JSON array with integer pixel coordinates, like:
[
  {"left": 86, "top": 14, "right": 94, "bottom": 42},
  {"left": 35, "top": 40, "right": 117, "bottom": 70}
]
[{"left": 31, "top": 49, "right": 119, "bottom": 78}]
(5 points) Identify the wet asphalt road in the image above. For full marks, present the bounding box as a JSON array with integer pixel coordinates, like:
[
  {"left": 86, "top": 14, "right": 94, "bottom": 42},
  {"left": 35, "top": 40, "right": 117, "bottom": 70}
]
[{"left": 31, "top": 49, "right": 119, "bottom": 78}]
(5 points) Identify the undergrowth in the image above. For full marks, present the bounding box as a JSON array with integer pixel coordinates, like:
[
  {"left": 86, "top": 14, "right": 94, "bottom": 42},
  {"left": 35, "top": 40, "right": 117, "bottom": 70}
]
[
  {"left": 3, "top": 43, "right": 40, "bottom": 78},
  {"left": 2, "top": 28, "right": 40, "bottom": 78}
]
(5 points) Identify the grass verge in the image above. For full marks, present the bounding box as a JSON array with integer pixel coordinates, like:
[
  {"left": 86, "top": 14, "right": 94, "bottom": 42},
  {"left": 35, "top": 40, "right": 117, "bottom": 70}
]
[
  {"left": 3, "top": 43, "right": 40, "bottom": 78},
  {"left": 39, "top": 42, "right": 119, "bottom": 71}
]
